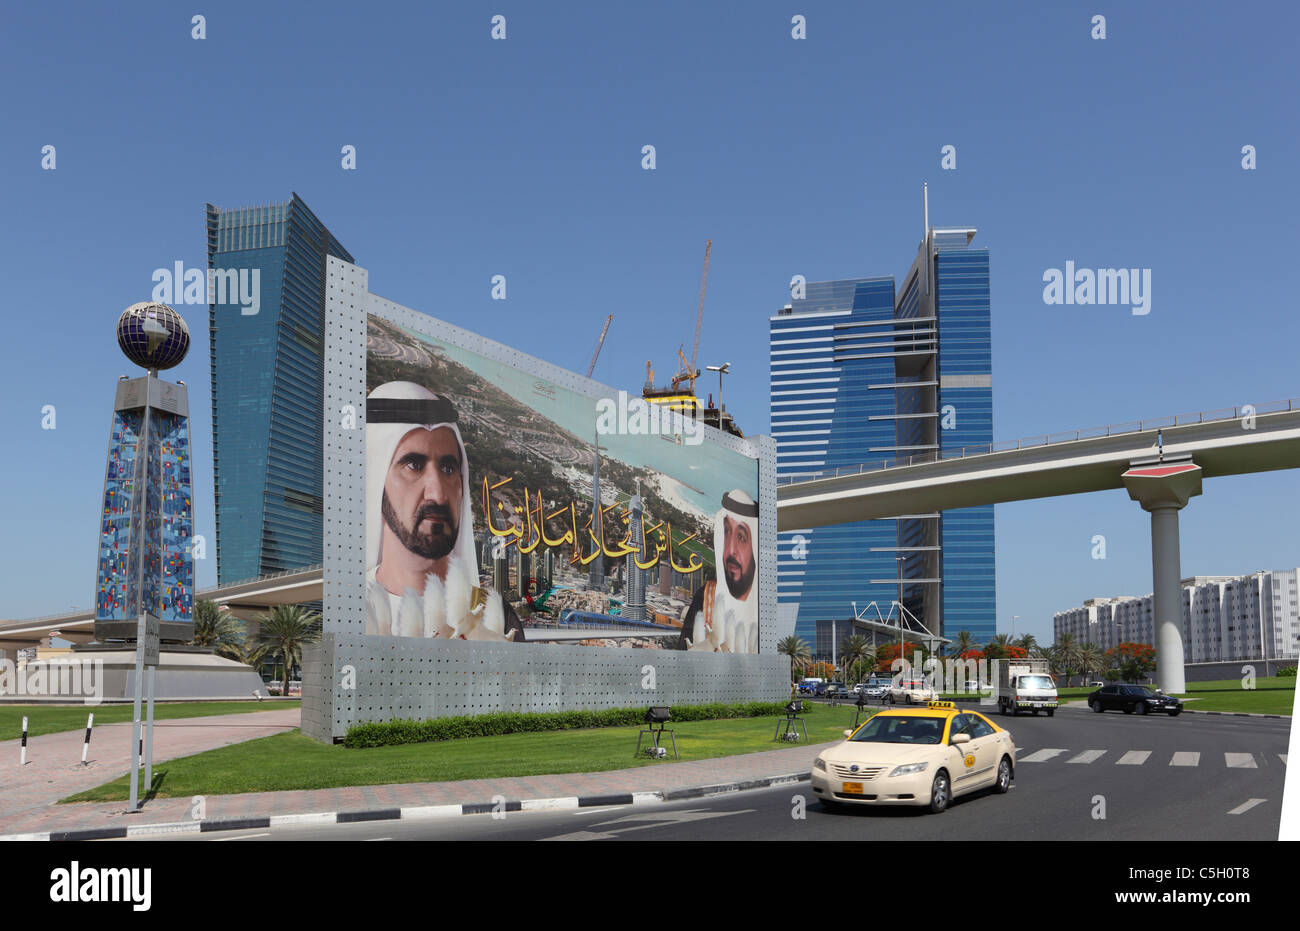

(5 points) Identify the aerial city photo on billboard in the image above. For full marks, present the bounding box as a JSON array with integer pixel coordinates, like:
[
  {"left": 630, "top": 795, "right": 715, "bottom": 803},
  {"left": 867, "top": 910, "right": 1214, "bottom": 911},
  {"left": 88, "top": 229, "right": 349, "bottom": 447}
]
[{"left": 364, "top": 315, "right": 760, "bottom": 652}]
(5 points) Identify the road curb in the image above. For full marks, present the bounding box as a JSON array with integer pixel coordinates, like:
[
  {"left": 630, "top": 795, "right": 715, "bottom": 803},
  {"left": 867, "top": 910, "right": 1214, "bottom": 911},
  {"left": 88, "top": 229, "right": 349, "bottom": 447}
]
[
  {"left": 1180, "top": 709, "right": 1288, "bottom": 719},
  {"left": 0, "top": 775, "right": 807, "bottom": 841}
]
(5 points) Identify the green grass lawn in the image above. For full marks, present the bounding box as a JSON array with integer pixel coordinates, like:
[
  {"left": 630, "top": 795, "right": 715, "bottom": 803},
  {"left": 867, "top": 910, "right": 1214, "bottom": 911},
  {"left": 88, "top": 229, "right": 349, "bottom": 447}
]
[
  {"left": 0, "top": 700, "right": 300, "bottom": 742},
  {"left": 62, "top": 703, "right": 870, "bottom": 804},
  {"left": 944, "top": 678, "right": 1295, "bottom": 715}
]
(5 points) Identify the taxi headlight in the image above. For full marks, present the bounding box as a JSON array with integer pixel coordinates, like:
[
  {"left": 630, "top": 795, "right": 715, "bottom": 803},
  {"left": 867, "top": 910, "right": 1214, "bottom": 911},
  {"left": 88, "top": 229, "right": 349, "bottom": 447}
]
[
  {"left": 814, "top": 757, "right": 827, "bottom": 772},
  {"left": 888, "top": 761, "right": 929, "bottom": 777}
]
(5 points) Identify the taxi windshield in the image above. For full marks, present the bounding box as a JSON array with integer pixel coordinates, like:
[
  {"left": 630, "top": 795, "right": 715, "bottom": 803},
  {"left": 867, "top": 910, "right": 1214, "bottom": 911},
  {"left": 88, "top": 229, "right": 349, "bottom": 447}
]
[{"left": 849, "top": 715, "right": 944, "bottom": 745}]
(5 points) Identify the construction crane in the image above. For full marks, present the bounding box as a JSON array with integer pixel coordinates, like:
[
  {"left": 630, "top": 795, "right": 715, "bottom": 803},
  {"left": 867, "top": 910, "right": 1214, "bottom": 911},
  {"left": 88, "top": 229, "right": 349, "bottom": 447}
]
[
  {"left": 674, "top": 239, "right": 712, "bottom": 395},
  {"left": 586, "top": 314, "right": 613, "bottom": 377}
]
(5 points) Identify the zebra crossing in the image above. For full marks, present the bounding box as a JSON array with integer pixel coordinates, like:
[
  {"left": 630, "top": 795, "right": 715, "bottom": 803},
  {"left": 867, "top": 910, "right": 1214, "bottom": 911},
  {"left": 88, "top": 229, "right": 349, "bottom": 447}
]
[{"left": 1014, "top": 747, "right": 1287, "bottom": 768}]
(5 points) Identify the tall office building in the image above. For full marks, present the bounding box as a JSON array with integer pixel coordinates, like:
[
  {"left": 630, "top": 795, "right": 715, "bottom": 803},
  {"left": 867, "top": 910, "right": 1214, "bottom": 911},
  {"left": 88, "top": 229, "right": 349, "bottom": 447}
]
[
  {"left": 206, "top": 193, "right": 354, "bottom": 584},
  {"left": 773, "top": 193, "right": 995, "bottom": 656}
]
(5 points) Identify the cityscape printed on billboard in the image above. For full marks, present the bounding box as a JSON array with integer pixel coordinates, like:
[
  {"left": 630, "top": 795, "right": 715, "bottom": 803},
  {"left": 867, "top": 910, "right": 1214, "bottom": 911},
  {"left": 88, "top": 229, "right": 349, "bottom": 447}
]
[
  {"left": 95, "top": 409, "right": 193, "bottom": 624},
  {"left": 364, "top": 315, "right": 759, "bottom": 651}
]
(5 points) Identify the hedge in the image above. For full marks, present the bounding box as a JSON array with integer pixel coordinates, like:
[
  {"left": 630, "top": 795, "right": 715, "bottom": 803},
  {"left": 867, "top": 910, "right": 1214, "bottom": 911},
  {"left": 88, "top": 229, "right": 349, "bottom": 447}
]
[{"left": 344, "top": 701, "right": 792, "bottom": 748}]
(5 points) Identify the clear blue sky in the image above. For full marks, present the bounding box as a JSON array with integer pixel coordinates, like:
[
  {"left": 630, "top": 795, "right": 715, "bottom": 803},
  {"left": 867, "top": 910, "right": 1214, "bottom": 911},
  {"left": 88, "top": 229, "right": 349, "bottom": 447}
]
[{"left": 2, "top": 1, "right": 1297, "bottom": 644}]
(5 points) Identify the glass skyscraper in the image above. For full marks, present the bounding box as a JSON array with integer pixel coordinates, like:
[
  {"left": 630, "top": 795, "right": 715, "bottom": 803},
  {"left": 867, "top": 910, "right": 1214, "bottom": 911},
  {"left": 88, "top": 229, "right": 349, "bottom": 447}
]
[
  {"left": 206, "top": 193, "right": 354, "bottom": 584},
  {"left": 773, "top": 216, "right": 995, "bottom": 655}
]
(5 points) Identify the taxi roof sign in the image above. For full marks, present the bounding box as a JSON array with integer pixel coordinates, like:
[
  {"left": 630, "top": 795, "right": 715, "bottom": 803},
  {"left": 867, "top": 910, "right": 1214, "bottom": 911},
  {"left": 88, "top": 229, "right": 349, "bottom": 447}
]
[{"left": 927, "top": 700, "right": 956, "bottom": 709}]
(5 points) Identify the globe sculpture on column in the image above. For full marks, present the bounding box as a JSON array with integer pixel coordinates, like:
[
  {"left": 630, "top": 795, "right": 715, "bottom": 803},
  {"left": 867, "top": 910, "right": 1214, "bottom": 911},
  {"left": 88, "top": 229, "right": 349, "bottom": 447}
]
[{"left": 94, "top": 302, "right": 195, "bottom": 643}]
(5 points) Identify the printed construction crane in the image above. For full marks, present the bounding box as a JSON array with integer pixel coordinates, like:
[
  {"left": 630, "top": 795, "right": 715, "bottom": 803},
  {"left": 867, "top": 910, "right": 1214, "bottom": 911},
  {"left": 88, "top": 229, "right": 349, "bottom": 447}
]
[
  {"left": 586, "top": 314, "right": 613, "bottom": 378},
  {"left": 671, "top": 239, "right": 711, "bottom": 394}
]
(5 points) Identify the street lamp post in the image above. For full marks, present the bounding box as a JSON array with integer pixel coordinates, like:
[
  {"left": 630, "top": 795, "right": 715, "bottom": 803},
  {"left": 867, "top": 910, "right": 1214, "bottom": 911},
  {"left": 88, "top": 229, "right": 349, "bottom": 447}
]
[{"left": 706, "top": 362, "right": 731, "bottom": 411}]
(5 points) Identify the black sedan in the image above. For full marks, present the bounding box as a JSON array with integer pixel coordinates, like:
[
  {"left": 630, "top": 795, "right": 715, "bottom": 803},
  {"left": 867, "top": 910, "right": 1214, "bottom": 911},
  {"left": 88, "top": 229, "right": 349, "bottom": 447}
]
[{"left": 1088, "top": 683, "right": 1183, "bottom": 716}]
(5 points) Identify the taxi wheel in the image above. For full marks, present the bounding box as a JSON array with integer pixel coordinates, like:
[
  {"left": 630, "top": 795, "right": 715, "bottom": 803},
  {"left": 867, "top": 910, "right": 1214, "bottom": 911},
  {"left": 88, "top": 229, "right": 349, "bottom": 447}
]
[
  {"left": 994, "top": 757, "right": 1012, "bottom": 794},
  {"left": 929, "top": 770, "right": 951, "bottom": 814}
]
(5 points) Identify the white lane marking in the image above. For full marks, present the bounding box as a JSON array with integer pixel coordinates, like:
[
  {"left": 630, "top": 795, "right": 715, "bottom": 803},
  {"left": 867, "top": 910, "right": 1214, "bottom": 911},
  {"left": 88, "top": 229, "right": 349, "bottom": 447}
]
[
  {"left": 1169, "top": 752, "right": 1200, "bottom": 767},
  {"left": 1225, "top": 753, "right": 1257, "bottom": 769},
  {"left": 1116, "top": 750, "right": 1152, "bottom": 766},
  {"left": 1018, "top": 749, "right": 1067, "bottom": 763},
  {"left": 540, "top": 830, "right": 618, "bottom": 841},
  {"left": 1227, "top": 798, "right": 1267, "bottom": 815},
  {"left": 574, "top": 807, "right": 621, "bottom": 815},
  {"left": 1067, "top": 750, "right": 1106, "bottom": 764},
  {"left": 213, "top": 832, "right": 271, "bottom": 841},
  {"left": 362, "top": 837, "right": 391, "bottom": 841}
]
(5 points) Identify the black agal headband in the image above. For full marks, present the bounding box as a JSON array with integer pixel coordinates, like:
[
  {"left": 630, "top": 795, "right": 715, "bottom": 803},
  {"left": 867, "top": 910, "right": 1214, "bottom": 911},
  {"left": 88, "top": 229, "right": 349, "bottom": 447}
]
[
  {"left": 367, "top": 395, "right": 459, "bottom": 425},
  {"left": 722, "top": 491, "right": 759, "bottom": 518}
]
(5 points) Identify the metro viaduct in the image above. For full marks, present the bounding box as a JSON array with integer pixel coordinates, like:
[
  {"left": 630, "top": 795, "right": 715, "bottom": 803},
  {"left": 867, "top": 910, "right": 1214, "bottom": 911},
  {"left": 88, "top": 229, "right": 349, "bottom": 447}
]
[{"left": 778, "top": 400, "right": 1300, "bottom": 693}]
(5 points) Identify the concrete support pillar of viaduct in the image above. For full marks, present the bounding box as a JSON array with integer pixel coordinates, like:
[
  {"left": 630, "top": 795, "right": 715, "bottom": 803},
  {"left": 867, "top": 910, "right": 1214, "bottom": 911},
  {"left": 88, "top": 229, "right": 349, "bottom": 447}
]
[{"left": 1121, "top": 459, "right": 1203, "bottom": 695}]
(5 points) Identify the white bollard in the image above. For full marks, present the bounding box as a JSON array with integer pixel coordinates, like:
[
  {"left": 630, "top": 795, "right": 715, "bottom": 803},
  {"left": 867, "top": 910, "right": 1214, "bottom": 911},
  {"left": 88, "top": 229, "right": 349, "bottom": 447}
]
[
  {"left": 20, "top": 716, "right": 28, "bottom": 765},
  {"left": 81, "top": 713, "right": 94, "bottom": 765}
]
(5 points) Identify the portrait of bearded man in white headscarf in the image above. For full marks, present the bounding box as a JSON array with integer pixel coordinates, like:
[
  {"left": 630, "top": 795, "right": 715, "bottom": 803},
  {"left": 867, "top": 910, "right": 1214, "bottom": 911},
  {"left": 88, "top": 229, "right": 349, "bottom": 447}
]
[
  {"left": 365, "top": 381, "right": 523, "bottom": 642},
  {"left": 676, "top": 489, "right": 759, "bottom": 653}
]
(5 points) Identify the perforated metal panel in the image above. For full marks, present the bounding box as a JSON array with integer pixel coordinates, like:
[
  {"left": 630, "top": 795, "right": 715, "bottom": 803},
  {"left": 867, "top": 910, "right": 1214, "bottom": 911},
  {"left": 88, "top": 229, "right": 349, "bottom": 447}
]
[{"left": 303, "top": 259, "right": 786, "bottom": 743}]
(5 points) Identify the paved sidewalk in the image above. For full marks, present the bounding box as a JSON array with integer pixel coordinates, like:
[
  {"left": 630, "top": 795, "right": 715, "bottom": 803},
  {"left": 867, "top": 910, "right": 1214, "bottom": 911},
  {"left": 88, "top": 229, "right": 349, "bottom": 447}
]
[
  {"left": 0, "top": 726, "right": 834, "bottom": 839},
  {"left": 0, "top": 708, "right": 300, "bottom": 835}
]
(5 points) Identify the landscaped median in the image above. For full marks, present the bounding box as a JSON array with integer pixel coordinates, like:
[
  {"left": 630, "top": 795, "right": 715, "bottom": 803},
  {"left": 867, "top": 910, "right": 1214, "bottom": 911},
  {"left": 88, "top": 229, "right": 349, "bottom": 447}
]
[
  {"left": 61, "top": 701, "right": 869, "bottom": 804},
  {"left": 941, "top": 677, "right": 1295, "bottom": 716},
  {"left": 0, "top": 700, "right": 301, "bottom": 742}
]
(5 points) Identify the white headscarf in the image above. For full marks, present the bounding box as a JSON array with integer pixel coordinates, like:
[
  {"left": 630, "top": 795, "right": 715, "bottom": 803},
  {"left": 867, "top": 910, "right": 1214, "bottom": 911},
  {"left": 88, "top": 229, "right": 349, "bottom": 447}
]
[{"left": 365, "top": 381, "right": 512, "bottom": 640}]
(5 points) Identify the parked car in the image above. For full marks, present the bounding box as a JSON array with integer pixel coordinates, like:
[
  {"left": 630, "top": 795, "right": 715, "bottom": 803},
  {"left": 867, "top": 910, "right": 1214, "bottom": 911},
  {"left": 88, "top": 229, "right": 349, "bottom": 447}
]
[
  {"left": 1088, "top": 683, "right": 1182, "bottom": 716},
  {"left": 816, "top": 681, "right": 849, "bottom": 698},
  {"left": 1086, "top": 680, "right": 1106, "bottom": 689},
  {"left": 862, "top": 678, "right": 893, "bottom": 700}
]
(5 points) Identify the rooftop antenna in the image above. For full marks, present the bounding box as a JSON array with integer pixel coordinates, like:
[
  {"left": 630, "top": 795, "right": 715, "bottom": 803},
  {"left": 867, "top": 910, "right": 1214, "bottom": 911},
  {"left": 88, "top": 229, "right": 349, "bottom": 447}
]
[{"left": 923, "top": 182, "right": 932, "bottom": 297}]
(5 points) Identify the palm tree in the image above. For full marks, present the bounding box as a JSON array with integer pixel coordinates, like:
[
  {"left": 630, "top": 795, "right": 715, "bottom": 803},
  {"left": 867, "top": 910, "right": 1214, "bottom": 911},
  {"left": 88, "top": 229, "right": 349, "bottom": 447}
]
[
  {"left": 1015, "top": 633, "right": 1039, "bottom": 656},
  {"left": 1077, "top": 642, "right": 1106, "bottom": 683},
  {"left": 1053, "top": 633, "right": 1081, "bottom": 686},
  {"left": 777, "top": 635, "right": 812, "bottom": 685},
  {"left": 253, "top": 604, "right": 322, "bottom": 697},
  {"left": 191, "top": 599, "right": 247, "bottom": 662},
  {"left": 839, "top": 635, "right": 875, "bottom": 684},
  {"left": 953, "top": 630, "right": 975, "bottom": 656}
]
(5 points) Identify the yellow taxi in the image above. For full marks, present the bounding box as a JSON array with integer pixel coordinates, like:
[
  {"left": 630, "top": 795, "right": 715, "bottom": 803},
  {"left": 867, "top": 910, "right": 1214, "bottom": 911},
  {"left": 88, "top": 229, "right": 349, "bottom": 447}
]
[{"left": 811, "top": 702, "right": 1016, "bottom": 813}]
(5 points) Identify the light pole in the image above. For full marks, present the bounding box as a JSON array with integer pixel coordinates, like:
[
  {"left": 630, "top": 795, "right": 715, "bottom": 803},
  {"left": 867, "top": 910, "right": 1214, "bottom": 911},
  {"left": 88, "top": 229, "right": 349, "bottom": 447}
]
[{"left": 706, "top": 362, "right": 731, "bottom": 410}]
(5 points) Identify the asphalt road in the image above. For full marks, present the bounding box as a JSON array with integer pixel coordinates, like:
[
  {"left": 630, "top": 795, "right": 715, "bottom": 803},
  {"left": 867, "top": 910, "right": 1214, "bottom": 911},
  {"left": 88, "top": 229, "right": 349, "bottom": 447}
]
[{"left": 117, "top": 706, "right": 1288, "bottom": 842}]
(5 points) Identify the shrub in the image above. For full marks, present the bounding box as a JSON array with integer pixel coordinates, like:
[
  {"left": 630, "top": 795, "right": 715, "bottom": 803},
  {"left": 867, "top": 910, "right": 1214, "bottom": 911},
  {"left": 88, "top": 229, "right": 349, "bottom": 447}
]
[
  {"left": 1277, "top": 666, "right": 1297, "bottom": 678},
  {"left": 344, "top": 700, "right": 792, "bottom": 748}
]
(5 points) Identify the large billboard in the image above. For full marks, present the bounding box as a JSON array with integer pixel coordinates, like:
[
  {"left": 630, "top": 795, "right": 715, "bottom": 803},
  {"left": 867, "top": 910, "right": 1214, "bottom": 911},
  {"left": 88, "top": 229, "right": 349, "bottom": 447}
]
[{"left": 364, "top": 316, "right": 760, "bottom": 652}]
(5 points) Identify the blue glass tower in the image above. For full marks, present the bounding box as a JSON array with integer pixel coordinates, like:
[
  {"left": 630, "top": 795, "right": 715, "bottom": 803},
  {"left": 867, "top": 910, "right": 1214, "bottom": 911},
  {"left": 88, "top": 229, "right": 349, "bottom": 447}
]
[
  {"left": 206, "top": 194, "right": 353, "bottom": 584},
  {"left": 772, "top": 209, "right": 995, "bottom": 656}
]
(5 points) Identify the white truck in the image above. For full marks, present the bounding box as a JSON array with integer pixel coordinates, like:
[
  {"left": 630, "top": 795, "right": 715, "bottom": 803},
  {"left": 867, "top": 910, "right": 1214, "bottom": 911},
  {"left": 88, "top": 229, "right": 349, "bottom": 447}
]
[{"left": 995, "top": 658, "right": 1059, "bottom": 717}]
